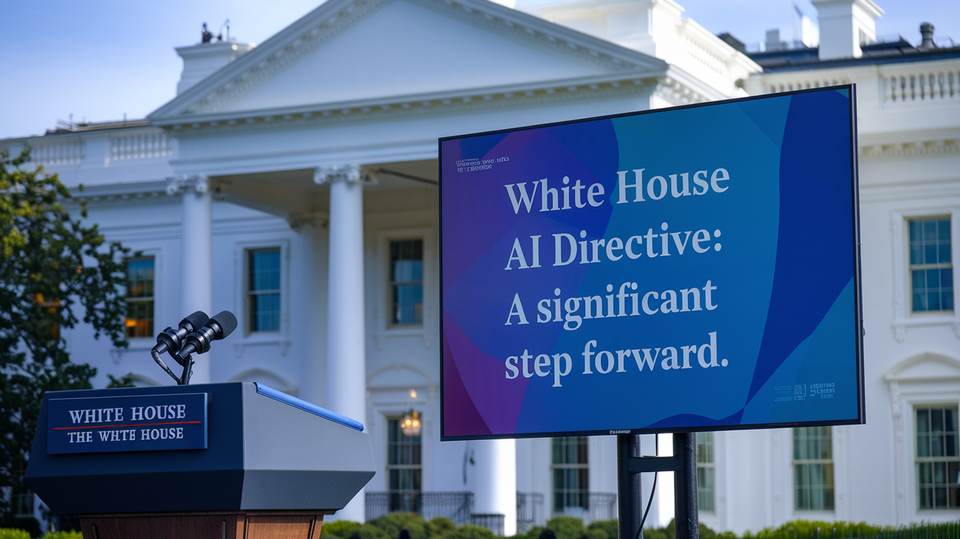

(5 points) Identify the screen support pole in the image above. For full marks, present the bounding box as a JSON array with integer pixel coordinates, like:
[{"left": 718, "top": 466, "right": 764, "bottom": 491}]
[
  {"left": 617, "top": 434, "right": 643, "bottom": 539},
  {"left": 673, "top": 433, "right": 699, "bottom": 539},
  {"left": 616, "top": 433, "right": 698, "bottom": 539}
]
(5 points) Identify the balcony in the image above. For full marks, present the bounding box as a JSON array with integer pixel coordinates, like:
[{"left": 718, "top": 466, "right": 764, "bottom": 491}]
[
  {"left": 550, "top": 492, "right": 617, "bottom": 525},
  {"left": 366, "top": 491, "right": 474, "bottom": 525}
]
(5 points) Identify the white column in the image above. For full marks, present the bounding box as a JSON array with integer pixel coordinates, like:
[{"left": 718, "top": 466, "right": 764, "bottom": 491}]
[
  {"left": 315, "top": 165, "right": 367, "bottom": 522},
  {"left": 290, "top": 212, "right": 328, "bottom": 406},
  {"left": 167, "top": 174, "right": 213, "bottom": 384},
  {"left": 472, "top": 439, "right": 517, "bottom": 536}
]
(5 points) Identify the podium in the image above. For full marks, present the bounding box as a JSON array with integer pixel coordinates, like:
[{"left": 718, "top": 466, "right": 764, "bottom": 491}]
[{"left": 25, "top": 382, "right": 376, "bottom": 539}]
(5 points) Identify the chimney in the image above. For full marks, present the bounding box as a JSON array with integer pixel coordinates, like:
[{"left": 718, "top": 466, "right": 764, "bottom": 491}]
[
  {"left": 811, "top": 0, "right": 884, "bottom": 60},
  {"left": 176, "top": 41, "right": 255, "bottom": 95},
  {"left": 766, "top": 29, "right": 783, "bottom": 51},
  {"left": 918, "top": 22, "right": 936, "bottom": 51}
]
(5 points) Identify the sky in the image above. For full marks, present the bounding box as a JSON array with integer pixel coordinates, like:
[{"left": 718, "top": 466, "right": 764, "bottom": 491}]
[{"left": 1, "top": 0, "right": 957, "bottom": 140}]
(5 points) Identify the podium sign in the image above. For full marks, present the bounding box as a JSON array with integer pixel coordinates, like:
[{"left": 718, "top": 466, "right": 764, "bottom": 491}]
[{"left": 47, "top": 393, "right": 207, "bottom": 454}]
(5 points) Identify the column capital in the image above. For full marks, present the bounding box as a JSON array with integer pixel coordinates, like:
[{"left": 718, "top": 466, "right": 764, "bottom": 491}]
[
  {"left": 287, "top": 210, "right": 329, "bottom": 231},
  {"left": 166, "top": 174, "right": 210, "bottom": 195},
  {"left": 313, "top": 165, "right": 376, "bottom": 186}
]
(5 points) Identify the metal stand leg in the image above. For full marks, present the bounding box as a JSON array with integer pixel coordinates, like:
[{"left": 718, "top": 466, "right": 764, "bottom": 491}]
[
  {"left": 616, "top": 432, "right": 697, "bottom": 539},
  {"left": 617, "top": 434, "right": 643, "bottom": 539},
  {"left": 673, "top": 433, "right": 699, "bottom": 539}
]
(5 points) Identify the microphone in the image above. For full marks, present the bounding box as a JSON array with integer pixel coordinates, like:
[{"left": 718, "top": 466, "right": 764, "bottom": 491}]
[
  {"left": 153, "top": 311, "right": 209, "bottom": 355},
  {"left": 175, "top": 310, "right": 238, "bottom": 360}
]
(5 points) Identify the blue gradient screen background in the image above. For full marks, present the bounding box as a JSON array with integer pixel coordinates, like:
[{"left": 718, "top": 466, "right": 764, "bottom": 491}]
[{"left": 440, "top": 87, "right": 863, "bottom": 440}]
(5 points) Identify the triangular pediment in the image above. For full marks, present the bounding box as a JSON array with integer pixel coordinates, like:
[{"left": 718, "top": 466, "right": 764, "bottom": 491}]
[
  {"left": 885, "top": 352, "right": 960, "bottom": 383},
  {"left": 149, "top": 0, "right": 666, "bottom": 120}
]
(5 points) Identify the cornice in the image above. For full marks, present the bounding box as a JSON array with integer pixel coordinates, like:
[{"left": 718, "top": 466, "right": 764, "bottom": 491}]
[
  {"left": 65, "top": 180, "right": 174, "bottom": 208},
  {"left": 653, "top": 68, "right": 719, "bottom": 106},
  {"left": 859, "top": 129, "right": 960, "bottom": 159},
  {"left": 149, "top": 0, "right": 666, "bottom": 121},
  {"left": 155, "top": 73, "right": 665, "bottom": 136},
  {"left": 859, "top": 176, "right": 960, "bottom": 203}
]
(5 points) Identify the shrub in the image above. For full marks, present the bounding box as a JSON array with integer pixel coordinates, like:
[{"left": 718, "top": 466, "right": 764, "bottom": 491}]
[
  {"left": 743, "top": 521, "right": 897, "bottom": 539},
  {"left": 353, "top": 523, "right": 392, "bottom": 539},
  {"left": 40, "top": 532, "right": 83, "bottom": 539},
  {"left": 323, "top": 520, "right": 363, "bottom": 538},
  {"left": 520, "top": 525, "right": 544, "bottom": 539},
  {"left": 368, "top": 513, "right": 430, "bottom": 539},
  {"left": 443, "top": 524, "right": 495, "bottom": 539},
  {"left": 428, "top": 517, "right": 457, "bottom": 538},
  {"left": 587, "top": 520, "right": 618, "bottom": 539},
  {"left": 545, "top": 516, "right": 586, "bottom": 539},
  {"left": 0, "top": 529, "right": 29, "bottom": 539},
  {"left": 642, "top": 528, "right": 670, "bottom": 539}
]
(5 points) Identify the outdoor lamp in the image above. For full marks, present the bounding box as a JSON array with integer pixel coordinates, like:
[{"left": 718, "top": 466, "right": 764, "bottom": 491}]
[{"left": 401, "top": 409, "right": 421, "bottom": 437}]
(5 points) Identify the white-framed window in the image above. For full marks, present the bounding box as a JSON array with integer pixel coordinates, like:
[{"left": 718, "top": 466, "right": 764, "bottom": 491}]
[
  {"left": 793, "top": 426, "right": 835, "bottom": 511},
  {"left": 552, "top": 436, "right": 589, "bottom": 515},
  {"left": 373, "top": 228, "right": 435, "bottom": 350},
  {"left": 909, "top": 217, "right": 954, "bottom": 313},
  {"left": 697, "top": 432, "right": 716, "bottom": 513},
  {"left": 389, "top": 239, "right": 423, "bottom": 327},
  {"left": 386, "top": 416, "right": 422, "bottom": 512},
  {"left": 234, "top": 239, "right": 289, "bottom": 340},
  {"left": 247, "top": 247, "right": 281, "bottom": 332},
  {"left": 891, "top": 209, "right": 959, "bottom": 341},
  {"left": 915, "top": 405, "right": 960, "bottom": 510},
  {"left": 124, "top": 256, "right": 155, "bottom": 339}
]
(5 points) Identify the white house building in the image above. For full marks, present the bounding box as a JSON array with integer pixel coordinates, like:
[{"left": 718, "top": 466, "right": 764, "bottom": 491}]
[{"left": 3, "top": 0, "right": 958, "bottom": 534}]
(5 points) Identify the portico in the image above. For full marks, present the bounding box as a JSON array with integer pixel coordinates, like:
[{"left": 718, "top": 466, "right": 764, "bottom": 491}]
[{"left": 3, "top": 0, "right": 757, "bottom": 530}]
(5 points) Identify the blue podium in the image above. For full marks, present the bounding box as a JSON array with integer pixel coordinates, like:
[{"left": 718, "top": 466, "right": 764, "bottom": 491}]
[{"left": 26, "top": 382, "right": 376, "bottom": 539}]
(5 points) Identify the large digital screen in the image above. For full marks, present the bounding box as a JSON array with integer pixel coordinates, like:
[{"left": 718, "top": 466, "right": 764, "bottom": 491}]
[{"left": 440, "top": 86, "right": 864, "bottom": 440}]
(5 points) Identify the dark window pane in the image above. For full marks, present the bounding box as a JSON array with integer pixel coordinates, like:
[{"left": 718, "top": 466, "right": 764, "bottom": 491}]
[
  {"left": 916, "top": 406, "right": 960, "bottom": 508},
  {"left": 552, "top": 437, "right": 589, "bottom": 513},
  {"left": 393, "top": 260, "right": 423, "bottom": 282},
  {"left": 393, "top": 285, "right": 423, "bottom": 324},
  {"left": 386, "top": 417, "right": 422, "bottom": 511},
  {"left": 913, "top": 270, "right": 926, "bottom": 289},
  {"left": 250, "top": 293, "right": 280, "bottom": 332},
  {"left": 390, "top": 240, "right": 424, "bottom": 326},
  {"left": 250, "top": 250, "right": 280, "bottom": 291},
  {"left": 939, "top": 220, "right": 951, "bottom": 240},
  {"left": 794, "top": 427, "right": 834, "bottom": 511},
  {"left": 909, "top": 218, "right": 953, "bottom": 312},
  {"left": 125, "top": 257, "right": 155, "bottom": 339},
  {"left": 126, "top": 299, "right": 153, "bottom": 339},
  {"left": 248, "top": 249, "right": 281, "bottom": 332},
  {"left": 924, "top": 220, "right": 939, "bottom": 241}
]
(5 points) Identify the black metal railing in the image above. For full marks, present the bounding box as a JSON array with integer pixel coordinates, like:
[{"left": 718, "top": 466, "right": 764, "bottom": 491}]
[
  {"left": 587, "top": 492, "right": 617, "bottom": 523},
  {"left": 551, "top": 492, "right": 617, "bottom": 525},
  {"left": 470, "top": 513, "right": 505, "bottom": 536},
  {"left": 517, "top": 492, "right": 545, "bottom": 533},
  {"left": 367, "top": 490, "right": 615, "bottom": 532},
  {"left": 366, "top": 491, "right": 474, "bottom": 524}
]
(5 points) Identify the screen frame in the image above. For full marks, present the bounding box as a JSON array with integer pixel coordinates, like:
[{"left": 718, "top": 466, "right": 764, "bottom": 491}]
[{"left": 438, "top": 85, "right": 865, "bottom": 441}]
